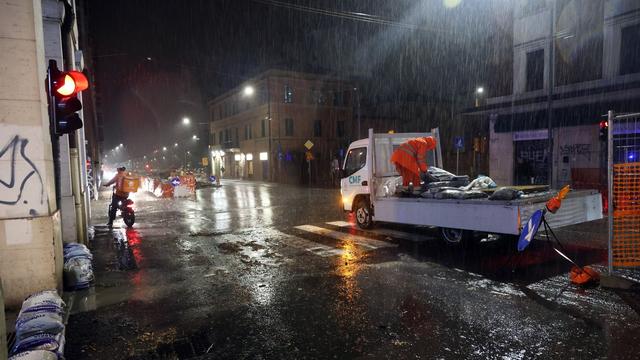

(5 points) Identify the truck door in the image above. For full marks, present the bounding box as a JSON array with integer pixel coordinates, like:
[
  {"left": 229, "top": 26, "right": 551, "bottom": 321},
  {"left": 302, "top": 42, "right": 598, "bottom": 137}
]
[{"left": 341, "top": 146, "right": 368, "bottom": 211}]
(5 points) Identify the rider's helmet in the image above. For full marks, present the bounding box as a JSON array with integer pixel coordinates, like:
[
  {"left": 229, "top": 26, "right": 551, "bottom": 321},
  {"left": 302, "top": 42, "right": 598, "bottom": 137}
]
[{"left": 117, "top": 166, "right": 126, "bottom": 172}]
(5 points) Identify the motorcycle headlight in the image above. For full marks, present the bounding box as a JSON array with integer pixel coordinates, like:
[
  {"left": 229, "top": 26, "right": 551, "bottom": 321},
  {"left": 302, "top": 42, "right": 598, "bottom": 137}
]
[{"left": 118, "top": 201, "right": 122, "bottom": 206}]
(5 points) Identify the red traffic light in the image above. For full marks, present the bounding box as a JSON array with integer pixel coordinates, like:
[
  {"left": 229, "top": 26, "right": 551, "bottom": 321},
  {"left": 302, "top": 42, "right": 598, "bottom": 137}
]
[
  {"left": 599, "top": 120, "right": 608, "bottom": 129},
  {"left": 54, "top": 71, "right": 88, "bottom": 97}
]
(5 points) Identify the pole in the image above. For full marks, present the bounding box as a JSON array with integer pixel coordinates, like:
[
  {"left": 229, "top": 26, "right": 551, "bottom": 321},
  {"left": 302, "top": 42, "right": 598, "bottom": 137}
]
[
  {"left": 546, "top": 5, "right": 555, "bottom": 188},
  {"left": 356, "top": 87, "right": 361, "bottom": 139},
  {"left": 456, "top": 149, "right": 459, "bottom": 175},
  {"left": 607, "top": 110, "right": 614, "bottom": 274},
  {"left": 267, "top": 76, "right": 272, "bottom": 181}
]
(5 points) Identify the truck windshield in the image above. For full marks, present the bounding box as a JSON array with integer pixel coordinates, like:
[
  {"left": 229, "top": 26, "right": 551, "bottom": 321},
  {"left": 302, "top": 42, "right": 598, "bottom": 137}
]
[{"left": 344, "top": 147, "right": 367, "bottom": 177}]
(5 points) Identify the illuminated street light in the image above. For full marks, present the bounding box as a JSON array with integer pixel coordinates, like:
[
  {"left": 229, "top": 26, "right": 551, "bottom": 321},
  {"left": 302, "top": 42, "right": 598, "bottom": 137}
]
[
  {"left": 476, "top": 87, "right": 484, "bottom": 94},
  {"left": 162, "top": 146, "right": 167, "bottom": 151},
  {"left": 174, "top": 143, "right": 178, "bottom": 147},
  {"left": 119, "top": 143, "right": 123, "bottom": 147},
  {"left": 192, "top": 135, "right": 198, "bottom": 140},
  {"left": 243, "top": 85, "right": 255, "bottom": 96},
  {"left": 182, "top": 117, "right": 190, "bottom": 125}
]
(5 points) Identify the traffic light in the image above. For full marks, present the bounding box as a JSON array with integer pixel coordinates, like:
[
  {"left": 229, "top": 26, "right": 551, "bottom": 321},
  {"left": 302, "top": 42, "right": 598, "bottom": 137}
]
[
  {"left": 46, "top": 60, "right": 89, "bottom": 135},
  {"left": 599, "top": 120, "right": 609, "bottom": 141}
]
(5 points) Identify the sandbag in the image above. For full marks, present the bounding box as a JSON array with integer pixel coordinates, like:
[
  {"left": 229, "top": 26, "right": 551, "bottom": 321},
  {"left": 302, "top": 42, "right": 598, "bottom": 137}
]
[
  {"left": 489, "top": 187, "right": 523, "bottom": 201},
  {"left": 461, "top": 190, "right": 489, "bottom": 199},
  {"left": 464, "top": 175, "right": 497, "bottom": 191},
  {"left": 434, "top": 189, "right": 466, "bottom": 199},
  {"left": 15, "top": 312, "right": 64, "bottom": 339},
  {"left": 9, "top": 350, "right": 59, "bottom": 360},
  {"left": 11, "top": 333, "right": 64, "bottom": 356}
]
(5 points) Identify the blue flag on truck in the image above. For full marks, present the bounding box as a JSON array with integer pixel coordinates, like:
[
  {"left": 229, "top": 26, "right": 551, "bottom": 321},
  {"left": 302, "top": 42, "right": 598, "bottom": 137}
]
[{"left": 518, "top": 209, "right": 543, "bottom": 251}]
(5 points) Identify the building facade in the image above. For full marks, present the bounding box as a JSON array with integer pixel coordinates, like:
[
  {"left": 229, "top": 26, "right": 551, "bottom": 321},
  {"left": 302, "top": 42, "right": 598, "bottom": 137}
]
[
  {"left": 208, "top": 70, "right": 353, "bottom": 185},
  {"left": 465, "top": 0, "right": 640, "bottom": 190}
]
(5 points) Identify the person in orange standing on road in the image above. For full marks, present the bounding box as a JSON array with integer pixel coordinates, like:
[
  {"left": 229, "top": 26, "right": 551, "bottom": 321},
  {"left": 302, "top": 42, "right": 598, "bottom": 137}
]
[{"left": 390, "top": 136, "right": 437, "bottom": 187}]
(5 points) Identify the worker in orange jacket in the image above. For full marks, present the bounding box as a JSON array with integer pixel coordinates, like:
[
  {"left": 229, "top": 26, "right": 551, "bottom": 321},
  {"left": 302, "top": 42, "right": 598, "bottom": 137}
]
[{"left": 390, "top": 136, "right": 437, "bottom": 187}]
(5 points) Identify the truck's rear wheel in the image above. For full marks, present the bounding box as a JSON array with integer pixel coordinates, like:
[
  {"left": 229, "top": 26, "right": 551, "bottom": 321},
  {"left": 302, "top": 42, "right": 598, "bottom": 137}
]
[
  {"left": 440, "top": 227, "right": 472, "bottom": 246},
  {"left": 354, "top": 200, "right": 373, "bottom": 229}
]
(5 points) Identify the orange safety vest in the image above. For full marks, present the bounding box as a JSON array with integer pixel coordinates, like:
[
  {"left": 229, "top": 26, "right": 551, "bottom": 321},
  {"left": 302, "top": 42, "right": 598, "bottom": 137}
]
[{"left": 390, "top": 137, "right": 437, "bottom": 175}]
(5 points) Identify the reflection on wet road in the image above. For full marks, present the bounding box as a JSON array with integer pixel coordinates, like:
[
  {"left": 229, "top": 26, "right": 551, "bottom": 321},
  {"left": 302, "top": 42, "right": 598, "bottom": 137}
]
[{"left": 65, "top": 180, "right": 640, "bottom": 359}]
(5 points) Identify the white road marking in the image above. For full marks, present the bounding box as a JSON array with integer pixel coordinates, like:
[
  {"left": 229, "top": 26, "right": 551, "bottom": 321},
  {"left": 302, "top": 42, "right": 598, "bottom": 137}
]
[
  {"left": 326, "top": 221, "right": 352, "bottom": 227},
  {"left": 295, "top": 224, "right": 397, "bottom": 249},
  {"left": 325, "top": 221, "right": 432, "bottom": 242}
]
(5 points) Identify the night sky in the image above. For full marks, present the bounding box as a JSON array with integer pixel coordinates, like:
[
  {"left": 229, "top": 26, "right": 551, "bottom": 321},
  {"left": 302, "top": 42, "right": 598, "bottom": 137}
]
[{"left": 86, "top": 0, "right": 512, "bottom": 159}]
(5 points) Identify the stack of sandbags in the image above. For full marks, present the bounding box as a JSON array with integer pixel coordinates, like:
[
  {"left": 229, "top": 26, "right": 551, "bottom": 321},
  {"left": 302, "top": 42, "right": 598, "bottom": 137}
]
[
  {"left": 63, "top": 243, "right": 94, "bottom": 290},
  {"left": 9, "top": 291, "right": 65, "bottom": 359}
]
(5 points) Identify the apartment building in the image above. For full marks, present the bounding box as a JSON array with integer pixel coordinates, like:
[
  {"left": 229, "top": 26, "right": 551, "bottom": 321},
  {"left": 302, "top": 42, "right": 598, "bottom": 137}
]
[
  {"left": 465, "top": 0, "right": 640, "bottom": 190},
  {"left": 208, "top": 70, "right": 353, "bottom": 185}
]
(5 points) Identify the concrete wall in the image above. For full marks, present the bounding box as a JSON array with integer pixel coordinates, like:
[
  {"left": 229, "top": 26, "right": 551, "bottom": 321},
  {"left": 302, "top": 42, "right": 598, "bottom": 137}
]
[
  {"left": 554, "top": 124, "right": 601, "bottom": 187},
  {"left": 0, "top": 0, "right": 63, "bottom": 307},
  {"left": 489, "top": 118, "right": 514, "bottom": 185}
]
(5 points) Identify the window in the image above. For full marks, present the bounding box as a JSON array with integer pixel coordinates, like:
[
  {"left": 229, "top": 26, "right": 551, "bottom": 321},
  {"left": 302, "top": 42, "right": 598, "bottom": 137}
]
[
  {"left": 284, "top": 85, "right": 293, "bottom": 103},
  {"left": 261, "top": 119, "right": 266, "bottom": 137},
  {"left": 211, "top": 132, "right": 216, "bottom": 145},
  {"left": 248, "top": 124, "right": 252, "bottom": 139},
  {"left": 620, "top": 23, "right": 640, "bottom": 75},
  {"left": 313, "top": 120, "right": 322, "bottom": 137},
  {"left": 285, "top": 118, "right": 294, "bottom": 136},
  {"left": 219, "top": 131, "right": 223, "bottom": 145},
  {"left": 344, "top": 147, "right": 367, "bottom": 177},
  {"left": 337, "top": 120, "right": 345, "bottom": 138},
  {"left": 526, "top": 49, "right": 544, "bottom": 91},
  {"left": 235, "top": 128, "right": 239, "bottom": 147},
  {"left": 554, "top": 0, "right": 603, "bottom": 85}
]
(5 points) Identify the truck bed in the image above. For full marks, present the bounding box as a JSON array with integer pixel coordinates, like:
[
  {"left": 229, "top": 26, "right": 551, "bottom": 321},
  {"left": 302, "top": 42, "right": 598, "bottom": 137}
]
[{"left": 372, "top": 190, "right": 602, "bottom": 235}]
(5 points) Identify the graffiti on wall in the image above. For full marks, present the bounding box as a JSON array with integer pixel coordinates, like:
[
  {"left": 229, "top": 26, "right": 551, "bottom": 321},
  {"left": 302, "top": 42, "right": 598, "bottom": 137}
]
[
  {"left": 559, "top": 143, "right": 592, "bottom": 161},
  {"left": 0, "top": 135, "right": 45, "bottom": 213}
]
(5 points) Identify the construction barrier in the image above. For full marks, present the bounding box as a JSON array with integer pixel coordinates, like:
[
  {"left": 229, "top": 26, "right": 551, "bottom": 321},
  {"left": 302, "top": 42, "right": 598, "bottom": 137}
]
[
  {"left": 140, "top": 176, "right": 195, "bottom": 198},
  {"left": 612, "top": 162, "right": 640, "bottom": 267}
]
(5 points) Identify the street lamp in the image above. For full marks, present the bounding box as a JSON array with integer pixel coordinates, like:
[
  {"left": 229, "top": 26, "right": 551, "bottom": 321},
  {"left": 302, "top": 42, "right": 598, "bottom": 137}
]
[
  {"left": 182, "top": 117, "right": 190, "bottom": 125},
  {"left": 192, "top": 135, "right": 199, "bottom": 140},
  {"left": 174, "top": 143, "right": 178, "bottom": 147},
  {"left": 475, "top": 86, "right": 485, "bottom": 107},
  {"left": 243, "top": 85, "right": 255, "bottom": 96},
  {"left": 162, "top": 146, "right": 167, "bottom": 151}
]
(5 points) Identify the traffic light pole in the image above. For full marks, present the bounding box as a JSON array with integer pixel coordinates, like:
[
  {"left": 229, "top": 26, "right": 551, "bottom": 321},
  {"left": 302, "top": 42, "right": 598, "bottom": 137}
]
[
  {"left": 607, "top": 110, "right": 613, "bottom": 274},
  {"left": 47, "top": 60, "right": 62, "bottom": 211}
]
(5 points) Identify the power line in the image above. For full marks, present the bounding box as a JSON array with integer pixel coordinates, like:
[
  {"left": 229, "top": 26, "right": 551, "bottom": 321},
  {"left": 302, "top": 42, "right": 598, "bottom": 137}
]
[{"left": 251, "top": 0, "right": 451, "bottom": 34}]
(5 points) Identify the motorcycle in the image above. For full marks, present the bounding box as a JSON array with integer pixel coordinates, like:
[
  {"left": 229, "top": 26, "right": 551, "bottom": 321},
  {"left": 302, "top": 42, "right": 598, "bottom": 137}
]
[{"left": 109, "top": 193, "right": 135, "bottom": 228}]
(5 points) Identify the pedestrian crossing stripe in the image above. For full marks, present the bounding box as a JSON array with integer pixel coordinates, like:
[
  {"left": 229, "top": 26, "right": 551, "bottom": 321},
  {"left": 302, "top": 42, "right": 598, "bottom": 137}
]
[
  {"left": 325, "top": 221, "right": 432, "bottom": 243},
  {"left": 294, "top": 224, "right": 397, "bottom": 249}
]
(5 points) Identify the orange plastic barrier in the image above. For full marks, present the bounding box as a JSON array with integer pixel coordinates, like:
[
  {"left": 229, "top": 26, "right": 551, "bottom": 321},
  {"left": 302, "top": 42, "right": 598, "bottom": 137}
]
[{"left": 612, "top": 163, "right": 640, "bottom": 267}]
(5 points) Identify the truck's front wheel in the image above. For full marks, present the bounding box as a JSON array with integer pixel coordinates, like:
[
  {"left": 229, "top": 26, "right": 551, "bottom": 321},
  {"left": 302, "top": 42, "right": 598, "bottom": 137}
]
[
  {"left": 440, "top": 227, "right": 473, "bottom": 246},
  {"left": 354, "top": 200, "right": 373, "bottom": 229}
]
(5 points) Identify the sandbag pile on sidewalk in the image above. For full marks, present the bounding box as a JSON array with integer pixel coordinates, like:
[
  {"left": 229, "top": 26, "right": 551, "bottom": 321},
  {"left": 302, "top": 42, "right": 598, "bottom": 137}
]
[
  {"left": 9, "top": 290, "right": 65, "bottom": 359},
  {"left": 63, "top": 243, "right": 94, "bottom": 290}
]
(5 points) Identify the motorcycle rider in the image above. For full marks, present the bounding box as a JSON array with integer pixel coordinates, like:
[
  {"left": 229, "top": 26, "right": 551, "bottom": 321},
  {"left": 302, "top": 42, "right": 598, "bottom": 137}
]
[{"left": 103, "top": 166, "right": 129, "bottom": 227}]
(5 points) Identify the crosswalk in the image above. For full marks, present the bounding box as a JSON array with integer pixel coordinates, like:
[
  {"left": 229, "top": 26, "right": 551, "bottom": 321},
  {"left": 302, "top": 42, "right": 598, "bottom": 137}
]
[{"left": 249, "top": 221, "right": 429, "bottom": 258}]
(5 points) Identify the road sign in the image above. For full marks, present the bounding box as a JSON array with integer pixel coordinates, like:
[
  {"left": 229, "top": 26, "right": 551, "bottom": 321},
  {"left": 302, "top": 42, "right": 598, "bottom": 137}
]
[
  {"left": 454, "top": 136, "right": 464, "bottom": 151},
  {"left": 518, "top": 209, "right": 544, "bottom": 251},
  {"left": 304, "top": 140, "right": 314, "bottom": 150},
  {"left": 305, "top": 150, "right": 314, "bottom": 161},
  {"left": 209, "top": 175, "right": 216, "bottom": 183},
  {"left": 202, "top": 157, "right": 208, "bottom": 166}
]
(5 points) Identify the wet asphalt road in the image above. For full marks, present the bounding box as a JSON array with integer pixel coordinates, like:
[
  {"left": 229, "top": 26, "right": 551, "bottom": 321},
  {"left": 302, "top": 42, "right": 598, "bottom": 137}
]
[{"left": 65, "top": 180, "right": 640, "bottom": 359}]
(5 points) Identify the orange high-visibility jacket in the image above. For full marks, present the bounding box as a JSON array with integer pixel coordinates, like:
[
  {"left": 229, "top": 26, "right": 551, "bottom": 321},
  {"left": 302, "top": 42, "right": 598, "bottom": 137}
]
[{"left": 390, "top": 137, "right": 437, "bottom": 175}]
